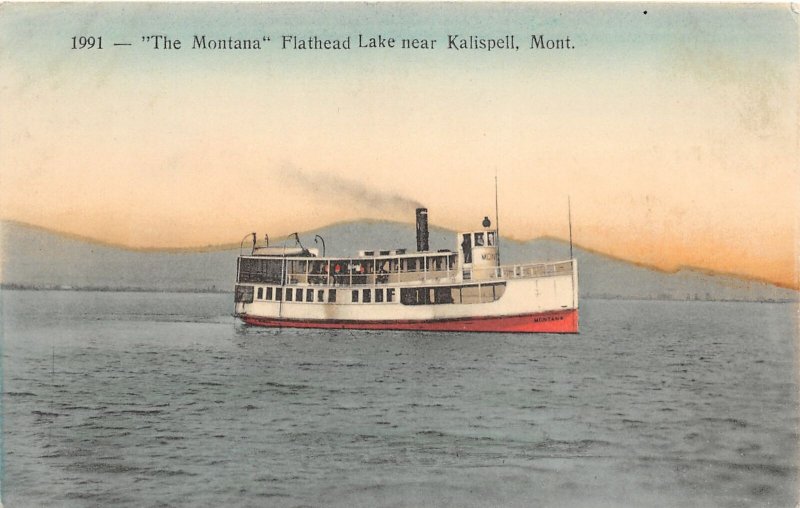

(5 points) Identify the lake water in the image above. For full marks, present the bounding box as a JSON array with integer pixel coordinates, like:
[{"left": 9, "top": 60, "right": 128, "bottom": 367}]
[{"left": 1, "top": 290, "right": 797, "bottom": 507}]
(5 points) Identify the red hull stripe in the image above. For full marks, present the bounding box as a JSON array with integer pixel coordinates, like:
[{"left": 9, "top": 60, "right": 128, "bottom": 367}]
[{"left": 239, "top": 309, "right": 579, "bottom": 334}]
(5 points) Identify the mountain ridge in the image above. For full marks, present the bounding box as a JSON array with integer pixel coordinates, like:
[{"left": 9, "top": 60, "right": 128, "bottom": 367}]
[
  {"left": 1, "top": 220, "right": 795, "bottom": 302},
  {"left": 3, "top": 218, "right": 793, "bottom": 290}
]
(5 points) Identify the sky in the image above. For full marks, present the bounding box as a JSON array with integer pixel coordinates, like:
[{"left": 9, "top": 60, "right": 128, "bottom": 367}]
[{"left": 0, "top": 3, "right": 797, "bottom": 288}]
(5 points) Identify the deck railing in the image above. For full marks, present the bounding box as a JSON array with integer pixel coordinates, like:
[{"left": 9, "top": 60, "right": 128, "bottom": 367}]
[
  {"left": 490, "top": 260, "right": 574, "bottom": 279},
  {"left": 279, "top": 259, "right": 574, "bottom": 287}
]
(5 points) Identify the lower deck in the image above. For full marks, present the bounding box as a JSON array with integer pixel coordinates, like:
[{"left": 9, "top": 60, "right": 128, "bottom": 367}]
[
  {"left": 236, "top": 281, "right": 508, "bottom": 307},
  {"left": 234, "top": 268, "right": 579, "bottom": 333}
]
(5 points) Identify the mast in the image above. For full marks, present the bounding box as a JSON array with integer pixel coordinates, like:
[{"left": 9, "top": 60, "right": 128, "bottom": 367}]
[
  {"left": 568, "top": 196, "right": 574, "bottom": 259},
  {"left": 494, "top": 172, "right": 501, "bottom": 267}
]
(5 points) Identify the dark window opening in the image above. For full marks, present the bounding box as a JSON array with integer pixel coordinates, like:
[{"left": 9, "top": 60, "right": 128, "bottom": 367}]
[
  {"left": 461, "top": 234, "right": 472, "bottom": 264},
  {"left": 275, "top": 288, "right": 283, "bottom": 301},
  {"left": 306, "top": 289, "right": 314, "bottom": 302},
  {"left": 266, "top": 287, "right": 273, "bottom": 300},
  {"left": 387, "top": 288, "right": 395, "bottom": 302},
  {"left": 434, "top": 286, "right": 453, "bottom": 304},
  {"left": 317, "top": 289, "right": 325, "bottom": 302},
  {"left": 363, "top": 289, "right": 371, "bottom": 303},
  {"left": 238, "top": 258, "right": 284, "bottom": 284},
  {"left": 328, "top": 289, "right": 337, "bottom": 303},
  {"left": 352, "top": 290, "right": 359, "bottom": 303},
  {"left": 375, "top": 288, "right": 384, "bottom": 303},
  {"left": 296, "top": 288, "right": 303, "bottom": 302},
  {"left": 235, "top": 285, "right": 254, "bottom": 303},
  {"left": 285, "top": 289, "right": 293, "bottom": 302},
  {"left": 256, "top": 287, "right": 263, "bottom": 300},
  {"left": 400, "top": 287, "right": 431, "bottom": 305}
]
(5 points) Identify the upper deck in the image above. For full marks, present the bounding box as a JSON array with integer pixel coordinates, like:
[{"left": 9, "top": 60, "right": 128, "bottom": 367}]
[
  {"left": 236, "top": 207, "right": 574, "bottom": 289},
  {"left": 237, "top": 250, "right": 458, "bottom": 287},
  {"left": 236, "top": 250, "right": 574, "bottom": 288}
]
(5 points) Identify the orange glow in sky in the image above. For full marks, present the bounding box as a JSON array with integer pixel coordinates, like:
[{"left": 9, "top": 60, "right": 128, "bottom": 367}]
[{"left": 1, "top": 4, "right": 797, "bottom": 288}]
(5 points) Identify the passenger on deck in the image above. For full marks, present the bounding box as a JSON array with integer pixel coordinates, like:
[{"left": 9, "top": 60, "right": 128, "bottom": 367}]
[
  {"left": 310, "top": 263, "right": 325, "bottom": 284},
  {"left": 377, "top": 263, "right": 389, "bottom": 284}
]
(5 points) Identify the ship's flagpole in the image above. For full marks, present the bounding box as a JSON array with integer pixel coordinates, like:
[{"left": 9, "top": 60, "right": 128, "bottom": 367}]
[
  {"left": 568, "top": 195, "right": 574, "bottom": 259},
  {"left": 494, "top": 171, "right": 500, "bottom": 267}
]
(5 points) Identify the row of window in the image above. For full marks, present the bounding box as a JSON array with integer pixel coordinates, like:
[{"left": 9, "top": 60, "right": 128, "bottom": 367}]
[
  {"left": 253, "top": 286, "right": 399, "bottom": 304},
  {"left": 400, "top": 283, "right": 506, "bottom": 305},
  {"left": 256, "top": 286, "right": 337, "bottom": 303},
  {"left": 242, "top": 283, "right": 506, "bottom": 306}
]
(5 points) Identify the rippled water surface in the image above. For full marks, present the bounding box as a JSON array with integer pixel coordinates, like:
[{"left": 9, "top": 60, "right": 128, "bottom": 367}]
[{"left": 2, "top": 290, "right": 798, "bottom": 507}]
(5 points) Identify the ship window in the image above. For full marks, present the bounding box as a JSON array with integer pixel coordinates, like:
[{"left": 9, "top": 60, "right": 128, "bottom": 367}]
[
  {"left": 461, "top": 285, "right": 478, "bottom": 304},
  {"left": 328, "top": 289, "right": 336, "bottom": 303},
  {"left": 235, "top": 285, "right": 254, "bottom": 303},
  {"left": 306, "top": 289, "right": 314, "bottom": 302},
  {"left": 452, "top": 283, "right": 506, "bottom": 304},
  {"left": 363, "top": 289, "right": 371, "bottom": 303},
  {"left": 387, "top": 288, "right": 395, "bottom": 302},
  {"left": 434, "top": 287, "right": 453, "bottom": 304},
  {"left": 352, "top": 290, "right": 359, "bottom": 303},
  {"left": 287, "top": 260, "right": 307, "bottom": 284},
  {"left": 487, "top": 232, "right": 495, "bottom": 246},
  {"left": 375, "top": 288, "right": 384, "bottom": 303},
  {"left": 266, "top": 287, "right": 273, "bottom": 300},
  {"left": 275, "top": 288, "right": 283, "bottom": 301},
  {"left": 296, "top": 288, "right": 303, "bottom": 302},
  {"left": 400, "top": 287, "right": 431, "bottom": 305},
  {"left": 285, "top": 289, "right": 293, "bottom": 302},
  {"left": 317, "top": 289, "right": 324, "bottom": 302},
  {"left": 257, "top": 287, "right": 263, "bottom": 300},
  {"left": 398, "top": 286, "right": 478, "bottom": 306},
  {"left": 237, "top": 258, "right": 284, "bottom": 284},
  {"left": 475, "top": 233, "right": 485, "bottom": 246},
  {"left": 407, "top": 258, "right": 417, "bottom": 271},
  {"left": 461, "top": 234, "right": 472, "bottom": 263}
]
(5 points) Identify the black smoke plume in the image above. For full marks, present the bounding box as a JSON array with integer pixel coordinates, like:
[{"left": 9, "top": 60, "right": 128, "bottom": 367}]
[{"left": 277, "top": 164, "right": 423, "bottom": 216}]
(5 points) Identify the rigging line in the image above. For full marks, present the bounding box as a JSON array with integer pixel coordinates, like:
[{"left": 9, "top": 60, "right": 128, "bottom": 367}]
[
  {"left": 568, "top": 196, "right": 574, "bottom": 259},
  {"left": 494, "top": 171, "right": 501, "bottom": 267}
]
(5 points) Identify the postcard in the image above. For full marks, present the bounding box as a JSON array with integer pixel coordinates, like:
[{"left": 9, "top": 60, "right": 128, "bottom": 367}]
[{"left": 1, "top": 3, "right": 797, "bottom": 507}]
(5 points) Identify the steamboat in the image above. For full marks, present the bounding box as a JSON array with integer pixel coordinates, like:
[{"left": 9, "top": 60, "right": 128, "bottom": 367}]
[{"left": 234, "top": 208, "right": 578, "bottom": 333}]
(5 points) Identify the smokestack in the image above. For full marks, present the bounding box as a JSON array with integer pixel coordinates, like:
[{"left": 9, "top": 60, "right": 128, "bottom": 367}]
[{"left": 415, "top": 208, "right": 429, "bottom": 252}]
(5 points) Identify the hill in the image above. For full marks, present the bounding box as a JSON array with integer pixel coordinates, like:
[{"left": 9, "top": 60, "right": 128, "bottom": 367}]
[{"left": 1, "top": 220, "right": 795, "bottom": 302}]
